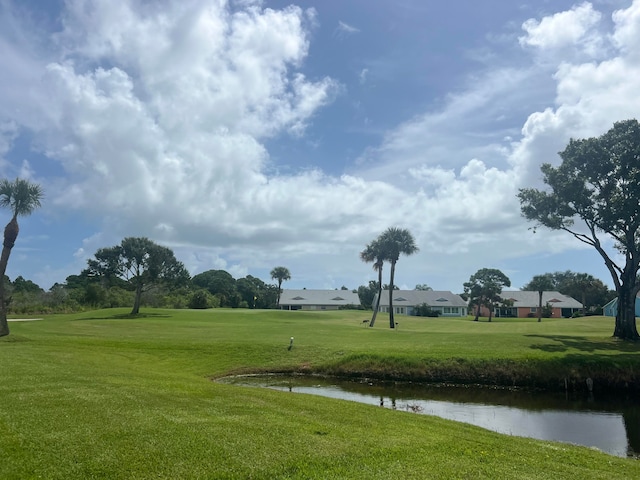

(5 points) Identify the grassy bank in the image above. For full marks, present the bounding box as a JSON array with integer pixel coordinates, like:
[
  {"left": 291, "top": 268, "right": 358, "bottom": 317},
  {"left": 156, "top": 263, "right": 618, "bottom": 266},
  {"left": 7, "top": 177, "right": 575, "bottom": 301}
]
[{"left": 1, "top": 308, "right": 639, "bottom": 479}]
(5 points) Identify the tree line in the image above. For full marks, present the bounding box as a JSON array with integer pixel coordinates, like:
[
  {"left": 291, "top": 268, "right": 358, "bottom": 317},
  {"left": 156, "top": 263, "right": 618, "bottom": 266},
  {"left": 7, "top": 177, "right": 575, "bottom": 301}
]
[{"left": 1, "top": 234, "right": 294, "bottom": 324}]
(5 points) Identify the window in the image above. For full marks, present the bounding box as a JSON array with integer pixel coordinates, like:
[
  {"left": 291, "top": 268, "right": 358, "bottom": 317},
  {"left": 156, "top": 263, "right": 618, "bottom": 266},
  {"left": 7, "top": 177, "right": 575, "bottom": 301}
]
[
  {"left": 530, "top": 307, "right": 537, "bottom": 313},
  {"left": 444, "top": 307, "right": 452, "bottom": 313}
]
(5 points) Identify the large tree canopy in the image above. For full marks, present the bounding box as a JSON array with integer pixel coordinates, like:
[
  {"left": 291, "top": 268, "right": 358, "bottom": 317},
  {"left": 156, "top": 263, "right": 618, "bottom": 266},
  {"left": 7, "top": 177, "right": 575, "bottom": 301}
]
[
  {"left": 87, "top": 237, "right": 190, "bottom": 315},
  {"left": 518, "top": 119, "right": 640, "bottom": 340},
  {"left": 464, "top": 268, "right": 511, "bottom": 322}
]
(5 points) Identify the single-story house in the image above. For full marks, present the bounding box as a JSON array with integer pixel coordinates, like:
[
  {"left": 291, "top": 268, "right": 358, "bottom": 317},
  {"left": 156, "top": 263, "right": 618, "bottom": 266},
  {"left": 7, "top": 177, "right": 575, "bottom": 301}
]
[
  {"left": 373, "top": 290, "right": 467, "bottom": 317},
  {"left": 602, "top": 294, "right": 640, "bottom": 317},
  {"left": 278, "top": 289, "right": 361, "bottom": 310},
  {"left": 479, "top": 291, "right": 582, "bottom": 318}
]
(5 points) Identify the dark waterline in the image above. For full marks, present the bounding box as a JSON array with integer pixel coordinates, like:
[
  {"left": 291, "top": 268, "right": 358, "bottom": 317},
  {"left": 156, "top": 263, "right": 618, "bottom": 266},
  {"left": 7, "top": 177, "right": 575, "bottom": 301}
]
[{"left": 220, "top": 375, "right": 640, "bottom": 458}]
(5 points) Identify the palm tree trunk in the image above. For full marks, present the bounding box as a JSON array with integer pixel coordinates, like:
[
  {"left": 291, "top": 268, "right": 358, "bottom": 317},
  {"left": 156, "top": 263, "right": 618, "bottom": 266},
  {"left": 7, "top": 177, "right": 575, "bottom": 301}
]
[
  {"left": 0, "top": 215, "right": 18, "bottom": 337},
  {"left": 0, "top": 272, "right": 8, "bottom": 337},
  {"left": 389, "top": 261, "right": 396, "bottom": 329},
  {"left": 276, "top": 280, "right": 282, "bottom": 308},
  {"left": 369, "top": 267, "right": 383, "bottom": 327},
  {"left": 538, "top": 291, "right": 543, "bottom": 322}
]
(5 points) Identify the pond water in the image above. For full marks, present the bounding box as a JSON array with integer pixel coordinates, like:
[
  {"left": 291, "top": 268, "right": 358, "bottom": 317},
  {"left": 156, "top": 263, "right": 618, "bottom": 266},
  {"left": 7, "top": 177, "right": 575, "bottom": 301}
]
[{"left": 220, "top": 375, "right": 640, "bottom": 458}]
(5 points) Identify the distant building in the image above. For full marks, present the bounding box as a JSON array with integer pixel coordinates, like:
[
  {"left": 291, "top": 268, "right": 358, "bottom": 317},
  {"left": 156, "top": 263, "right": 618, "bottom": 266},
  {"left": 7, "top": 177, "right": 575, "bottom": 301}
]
[
  {"left": 482, "top": 291, "right": 582, "bottom": 318},
  {"left": 278, "top": 289, "right": 360, "bottom": 310},
  {"left": 602, "top": 294, "right": 640, "bottom": 317},
  {"left": 373, "top": 290, "right": 467, "bottom": 317}
]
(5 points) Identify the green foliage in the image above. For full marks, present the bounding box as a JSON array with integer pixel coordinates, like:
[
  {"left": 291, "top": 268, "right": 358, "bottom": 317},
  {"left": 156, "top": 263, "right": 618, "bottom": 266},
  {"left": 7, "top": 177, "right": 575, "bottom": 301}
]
[
  {"left": 188, "top": 289, "right": 217, "bottom": 309},
  {"left": 412, "top": 303, "right": 440, "bottom": 317},
  {"left": 12, "top": 275, "right": 43, "bottom": 293},
  {"left": 519, "top": 119, "right": 640, "bottom": 339},
  {"left": 357, "top": 280, "right": 378, "bottom": 309},
  {"left": 87, "top": 237, "right": 190, "bottom": 314},
  {"left": 464, "top": 268, "right": 511, "bottom": 321},
  {"left": 0, "top": 178, "right": 43, "bottom": 217}
]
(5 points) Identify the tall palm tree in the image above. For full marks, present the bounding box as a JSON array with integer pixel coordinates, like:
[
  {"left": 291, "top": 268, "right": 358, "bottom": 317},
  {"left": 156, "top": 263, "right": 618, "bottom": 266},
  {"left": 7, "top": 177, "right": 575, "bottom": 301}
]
[
  {"left": 377, "top": 227, "right": 419, "bottom": 329},
  {"left": 270, "top": 266, "right": 291, "bottom": 308},
  {"left": 360, "top": 240, "right": 384, "bottom": 327},
  {"left": 0, "top": 178, "right": 43, "bottom": 337}
]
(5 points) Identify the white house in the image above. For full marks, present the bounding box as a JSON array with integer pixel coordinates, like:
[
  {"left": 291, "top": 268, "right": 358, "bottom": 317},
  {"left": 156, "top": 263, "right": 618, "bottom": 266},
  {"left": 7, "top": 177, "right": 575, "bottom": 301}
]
[
  {"left": 490, "top": 291, "right": 582, "bottom": 318},
  {"left": 278, "top": 289, "right": 361, "bottom": 310},
  {"left": 373, "top": 290, "right": 467, "bottom": 317}
]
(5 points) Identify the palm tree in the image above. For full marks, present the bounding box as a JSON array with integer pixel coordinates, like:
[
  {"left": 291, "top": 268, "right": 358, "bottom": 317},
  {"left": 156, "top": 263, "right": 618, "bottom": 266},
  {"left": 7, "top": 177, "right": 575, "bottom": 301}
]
[
  {"left": 0, "top": 178, "right": 43, "bottom": 337},
  {"left": 377, "top": 227, "right": 419, "bottom": 329},
  {"left": 270, "top": 266, "right": 291, "bottom": 308},
  {"left": 525, "top": 274, "right": 555, "bottom": 322},
  {"left": 360, "top": 240, "right": 384, "bottom": 327}
]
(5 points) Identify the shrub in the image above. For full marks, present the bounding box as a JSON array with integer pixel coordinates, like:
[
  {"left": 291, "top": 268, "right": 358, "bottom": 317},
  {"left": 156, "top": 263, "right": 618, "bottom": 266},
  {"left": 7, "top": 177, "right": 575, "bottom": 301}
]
[{"left": 413, "top": 303, "right": 440, "bottom": 317}]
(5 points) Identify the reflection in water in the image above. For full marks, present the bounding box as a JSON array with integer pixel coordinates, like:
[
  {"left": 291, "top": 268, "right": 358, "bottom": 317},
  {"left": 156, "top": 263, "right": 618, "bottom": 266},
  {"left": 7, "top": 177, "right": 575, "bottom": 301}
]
[{"left": 220, "top": 375, "right": 640, "bottom": 458}]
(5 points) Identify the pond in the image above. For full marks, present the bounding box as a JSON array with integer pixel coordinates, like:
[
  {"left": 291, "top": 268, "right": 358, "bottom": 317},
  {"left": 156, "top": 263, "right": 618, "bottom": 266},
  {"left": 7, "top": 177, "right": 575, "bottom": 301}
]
[{"left": 219, "top": 374, "right": 640, "bottom": 458}]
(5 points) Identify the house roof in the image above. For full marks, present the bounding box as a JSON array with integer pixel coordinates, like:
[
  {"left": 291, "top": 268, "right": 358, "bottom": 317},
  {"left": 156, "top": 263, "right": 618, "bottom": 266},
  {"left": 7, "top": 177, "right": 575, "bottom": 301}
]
[
  {"left": 375, "top": 290, "right": 467, "bottom": 308},
  {"left": 279, "top": 289, "right": 360, "bottom": 306},
  {"left": 499, "top": 291, "right": 582, "bottom": 309}
]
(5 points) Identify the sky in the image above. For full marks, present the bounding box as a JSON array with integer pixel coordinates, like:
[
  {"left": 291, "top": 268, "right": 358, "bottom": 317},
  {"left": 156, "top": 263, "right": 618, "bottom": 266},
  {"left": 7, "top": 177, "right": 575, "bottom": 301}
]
[{"left": 1, "top": 0, "right": 640, "bottom": 293}]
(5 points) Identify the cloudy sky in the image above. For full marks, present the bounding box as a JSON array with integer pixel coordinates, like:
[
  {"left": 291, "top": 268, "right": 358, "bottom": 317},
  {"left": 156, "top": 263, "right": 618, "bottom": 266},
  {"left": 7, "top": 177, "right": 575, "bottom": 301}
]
[{"left": 1, "top": 0, "right": 640, "bottom": 293}]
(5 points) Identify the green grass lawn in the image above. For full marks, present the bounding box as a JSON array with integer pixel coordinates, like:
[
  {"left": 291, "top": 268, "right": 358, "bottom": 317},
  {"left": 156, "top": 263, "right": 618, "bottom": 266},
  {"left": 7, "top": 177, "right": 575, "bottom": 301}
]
[{"left": 1, "top": 309, "right": 639, "bottom": 479}]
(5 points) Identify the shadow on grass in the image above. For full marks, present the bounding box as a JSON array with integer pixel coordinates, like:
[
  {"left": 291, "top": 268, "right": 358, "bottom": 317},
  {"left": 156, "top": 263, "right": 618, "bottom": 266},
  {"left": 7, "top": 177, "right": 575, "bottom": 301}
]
[
  {"left": 75, "top": 312, "right": 173, "bottom": 321},
  {"left": 525, "top": 334, "right": 640, "bottom": 353},
  {"left": 0, "top": 335, "right": 31, "bottom": 343}
]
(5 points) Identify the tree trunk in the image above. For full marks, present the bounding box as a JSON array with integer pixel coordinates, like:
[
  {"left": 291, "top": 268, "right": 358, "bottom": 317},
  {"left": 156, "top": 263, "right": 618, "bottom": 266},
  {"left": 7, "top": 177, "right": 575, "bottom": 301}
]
[
  {"left": 131, "top": 283, "right": 143, "bottom": 315},
  {"left": 488, "top": 302, "right": 493, "bottom": 322},
  {"left": 614, "top": 282, "right": 639, "bottom": 340},
  {"left": 538, "top": 291, "right": 543, "bottom": 322},
  {"left": 389, "top": 261, "right": 396, "bottom": 329},
  {"left": 473, "top": 301, "right": 479, "bottom": 321},
  {"left": 276, "top": 280, "right": 282, "bottom": 308},
  {"left": 0, "top": 270, "right": 8, "bottom": 337},
  {"left": 369, "top": 268, "right": 383, "bottom": 327},
  {"left": 0, "top": 216, "right": 18, "bottom": 337}
]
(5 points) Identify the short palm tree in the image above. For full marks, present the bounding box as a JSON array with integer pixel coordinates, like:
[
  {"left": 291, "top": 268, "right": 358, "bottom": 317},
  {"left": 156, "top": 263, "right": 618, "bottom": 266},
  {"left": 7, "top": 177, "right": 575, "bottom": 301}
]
[
  {"left": 270, "top": 266, "right": 291, "bottom": 308},
  {"left": 377, "top": 227, "right": 419, "bottom": 328},
  {"left": 360, "top": 240, "right": 385, "bottom": 327},
  {"left": 0, "top": 178, "right": 43, "bottom": 337},
  {"left": 526, "top": 274, "right": 555, "bottom": 322}
]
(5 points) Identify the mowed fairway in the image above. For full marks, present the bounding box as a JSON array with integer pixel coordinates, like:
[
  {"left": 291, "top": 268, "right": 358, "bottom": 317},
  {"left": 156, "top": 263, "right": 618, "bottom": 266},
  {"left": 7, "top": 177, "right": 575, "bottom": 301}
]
[{"left": 1, "top": 308, "right": 639, "bottom": 479}]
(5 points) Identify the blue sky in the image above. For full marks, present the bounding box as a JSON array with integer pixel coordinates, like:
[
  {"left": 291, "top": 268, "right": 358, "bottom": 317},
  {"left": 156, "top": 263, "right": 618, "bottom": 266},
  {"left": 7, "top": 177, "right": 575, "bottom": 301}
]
[{"left": 1, "top": 0, "right": 639, "bottom": 293}]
